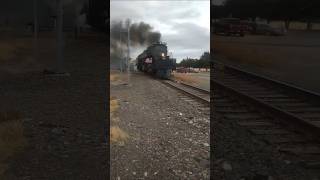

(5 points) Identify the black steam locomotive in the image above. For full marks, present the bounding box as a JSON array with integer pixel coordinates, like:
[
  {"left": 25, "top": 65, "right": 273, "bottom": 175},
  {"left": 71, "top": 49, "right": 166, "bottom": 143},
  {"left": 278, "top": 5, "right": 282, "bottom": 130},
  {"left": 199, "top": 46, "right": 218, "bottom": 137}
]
[{"left": 136, "top": 42, "right": 176, "bottom": 79}]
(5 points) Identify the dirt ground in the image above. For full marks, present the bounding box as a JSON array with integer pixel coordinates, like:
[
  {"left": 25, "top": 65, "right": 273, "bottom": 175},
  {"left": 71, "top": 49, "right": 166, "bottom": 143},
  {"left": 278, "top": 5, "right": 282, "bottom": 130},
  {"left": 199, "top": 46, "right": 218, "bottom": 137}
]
[
  {"left": 0, "top": 32, "right": 108, "bottom": 179},
  {"left": 173, "top": 72, "right": 210, "bottom": 91},
  {"left": 110, "top": 72, "right": 210, "bottom": 179},
  {"left": 213, "top": 30, "right": 320, "bottom": 93}
]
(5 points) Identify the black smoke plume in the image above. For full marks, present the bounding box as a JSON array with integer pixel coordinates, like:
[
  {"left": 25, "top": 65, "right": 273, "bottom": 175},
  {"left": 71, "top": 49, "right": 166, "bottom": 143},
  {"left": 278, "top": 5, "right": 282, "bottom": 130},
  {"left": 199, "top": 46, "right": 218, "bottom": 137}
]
[
  {"left": 110, "top": 19, "right": 161, "bottom": 66},
  {"left": 129, "top": 22, "right": 161, "bottom": 46}
]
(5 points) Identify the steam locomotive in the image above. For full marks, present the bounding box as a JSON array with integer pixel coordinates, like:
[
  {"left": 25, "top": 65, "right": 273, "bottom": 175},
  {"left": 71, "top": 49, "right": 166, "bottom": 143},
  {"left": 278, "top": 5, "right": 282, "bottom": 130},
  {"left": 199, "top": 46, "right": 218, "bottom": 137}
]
[{"left": 136, "top": 42, "right": 176, "bottom": 79}]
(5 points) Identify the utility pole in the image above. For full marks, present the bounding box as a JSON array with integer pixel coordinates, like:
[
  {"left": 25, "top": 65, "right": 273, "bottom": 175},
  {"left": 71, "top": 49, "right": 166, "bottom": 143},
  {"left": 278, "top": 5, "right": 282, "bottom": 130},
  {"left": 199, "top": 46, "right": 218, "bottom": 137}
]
[
  {"left": 33, "top": 0, "right": 38, "bottom": 62},
  {"left": 119, "top": 31, "right": 123, "bottom": 73},
  {"left": 56, "top": 0, "right": 64, "bottom": 73},
  {"left": 118, "top": 19, "right": 131, "bottom": 84},
  {"left": 126, "top": 20, "right": 131, "bottom": 85}
]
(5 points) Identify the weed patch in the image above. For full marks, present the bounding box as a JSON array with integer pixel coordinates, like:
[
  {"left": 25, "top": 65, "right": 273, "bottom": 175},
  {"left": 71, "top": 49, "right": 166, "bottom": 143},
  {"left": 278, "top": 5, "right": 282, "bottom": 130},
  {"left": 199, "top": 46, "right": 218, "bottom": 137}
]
[
  {"left": 0, "top": 112, "right": 27, "bottom": 176},
  {"left": 110, "top": 126, "right": 129, "bottom": 145},
  {"left": 173, "top": 73, "right": 197, "bottom": 84}
]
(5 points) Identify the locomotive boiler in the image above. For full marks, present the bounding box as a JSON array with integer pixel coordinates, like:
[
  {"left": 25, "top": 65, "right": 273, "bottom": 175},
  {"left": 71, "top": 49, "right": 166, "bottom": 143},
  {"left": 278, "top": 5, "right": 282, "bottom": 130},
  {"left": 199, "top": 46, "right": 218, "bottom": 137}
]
[{"left": 136, "top": 42, "right": 176, "bottom": 79}]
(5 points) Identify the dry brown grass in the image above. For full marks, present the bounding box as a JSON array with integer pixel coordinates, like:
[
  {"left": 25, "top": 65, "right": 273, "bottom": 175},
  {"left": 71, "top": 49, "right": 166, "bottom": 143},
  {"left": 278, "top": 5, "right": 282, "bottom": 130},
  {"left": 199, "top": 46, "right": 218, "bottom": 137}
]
[
  {"left": 0, "top": 38, "right": 32, "bottom": 62},
  {"left": 110, "top": 99, "right": 119, "bottom": 114},
  {"left": 110, "top": 116, "right": 120, "bottom": 123},
  {"left": 110, "top": 126, "right": 129, "bottom": 145},
  {"left": 0, "top": 112, "right": 27, "bottom": 176},
  {"left": 0, "top": 43, "right": 17, "bottom": 61},
  {"left": 110, "top": 74, "right": 120, "bottom": 82},
  {"left": 173, "top": 72, "right": 197, "bottom": 84},
  {"left": 109, "top": 96, "right": 130, "bottom": 145},
  {"left": 213, "top": 41, "right": 276, "bottom": 68},
  {"left": 0, "top": 111, "right": 23, "bottom": 123},
  {"left": 109, "top": 98, "right": 129, "bottom": 145}
]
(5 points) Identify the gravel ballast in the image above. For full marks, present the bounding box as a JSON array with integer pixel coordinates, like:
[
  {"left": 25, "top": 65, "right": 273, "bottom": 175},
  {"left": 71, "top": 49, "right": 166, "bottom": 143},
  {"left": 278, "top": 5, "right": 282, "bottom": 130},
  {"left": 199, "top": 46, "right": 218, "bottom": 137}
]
[
  {"left": 110, "top": 73, "right": 210, "bottom": 179},
  {"left": 212, "top": 110, "right": 320, "bottom": 180}
]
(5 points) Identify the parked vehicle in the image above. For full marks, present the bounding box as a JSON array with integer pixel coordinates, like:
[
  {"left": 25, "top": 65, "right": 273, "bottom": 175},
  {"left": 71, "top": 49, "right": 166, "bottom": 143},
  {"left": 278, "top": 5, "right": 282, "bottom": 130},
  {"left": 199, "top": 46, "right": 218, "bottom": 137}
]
[
  {"left": 213, "top": 18, "right": 247, "bottom": 36},
  {"left": 239, "top": 20, "right": 255, "bottom": 33},
  {"left": 252, "top": 23, "right": 285, "bottom": 36}
]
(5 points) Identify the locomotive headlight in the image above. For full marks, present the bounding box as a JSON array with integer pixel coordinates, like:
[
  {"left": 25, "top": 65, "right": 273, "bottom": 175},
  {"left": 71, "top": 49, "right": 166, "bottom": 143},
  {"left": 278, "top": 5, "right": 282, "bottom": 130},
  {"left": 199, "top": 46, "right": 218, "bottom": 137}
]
[{"left": 161, "top": 53, "right": 165, "bottom": 60}]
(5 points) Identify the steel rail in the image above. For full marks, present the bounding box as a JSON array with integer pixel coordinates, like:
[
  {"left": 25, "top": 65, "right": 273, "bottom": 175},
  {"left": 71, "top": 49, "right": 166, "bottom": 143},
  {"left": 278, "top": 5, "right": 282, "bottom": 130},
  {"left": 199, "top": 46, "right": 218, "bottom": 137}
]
[
  {"left": 212, "top": 60, "right": 320, "bottom": 140},
  {"left": 212, "top": 79, "right": 320, "bottom": 140},
  {"left": 161, "top": 80, "right": 210, "bottom": 106},
  {"left": 213, "top": 60, "right": 320, "bottom": 105}
]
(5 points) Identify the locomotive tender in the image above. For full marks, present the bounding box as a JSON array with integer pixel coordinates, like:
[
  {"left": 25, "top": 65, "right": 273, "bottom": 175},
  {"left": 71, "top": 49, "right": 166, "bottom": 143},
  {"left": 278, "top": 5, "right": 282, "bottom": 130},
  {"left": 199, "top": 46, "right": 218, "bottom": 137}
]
[{"left": 136, "top": 42, "right": 176, "bottom": 79}]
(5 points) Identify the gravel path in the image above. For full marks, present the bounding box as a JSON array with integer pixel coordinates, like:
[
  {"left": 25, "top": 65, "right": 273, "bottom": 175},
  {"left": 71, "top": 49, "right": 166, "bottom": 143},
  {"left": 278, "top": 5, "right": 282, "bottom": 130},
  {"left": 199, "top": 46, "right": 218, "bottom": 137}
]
[
  {"left": 110, "top": 73, "right": 210, "bottom": 180},
  {"left": 1, "top": 34, "right": 108, "bottom": 179}
]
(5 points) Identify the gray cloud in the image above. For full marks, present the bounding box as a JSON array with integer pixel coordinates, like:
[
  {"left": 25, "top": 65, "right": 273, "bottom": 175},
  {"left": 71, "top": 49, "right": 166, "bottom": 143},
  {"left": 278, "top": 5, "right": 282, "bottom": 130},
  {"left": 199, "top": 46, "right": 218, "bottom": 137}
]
[{"left": 164, "top": 23, "right": 209, "bottom": 49}]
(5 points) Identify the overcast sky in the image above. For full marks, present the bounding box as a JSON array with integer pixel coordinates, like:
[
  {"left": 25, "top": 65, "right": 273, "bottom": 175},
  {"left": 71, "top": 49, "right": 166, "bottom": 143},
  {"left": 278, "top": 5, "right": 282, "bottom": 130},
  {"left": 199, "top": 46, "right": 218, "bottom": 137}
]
[{"left": 111, "top": 0, "right": 210, "bottom": 62}]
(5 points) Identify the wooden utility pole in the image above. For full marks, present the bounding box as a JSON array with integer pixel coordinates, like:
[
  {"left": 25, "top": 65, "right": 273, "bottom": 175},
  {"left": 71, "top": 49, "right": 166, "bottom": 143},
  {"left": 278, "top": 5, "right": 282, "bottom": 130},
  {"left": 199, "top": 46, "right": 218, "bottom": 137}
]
[
  {"left": 33, "top": 0, "right": 38, "bottom": 62},
  {"left": 56, "top": 0, "right": 64, "bottom": 73},
  {"left": 119, "top": 31, "right": 123, "bottom": 73},
  {"left": 126, "top": 20, "right": 131, "bottom": 85}
]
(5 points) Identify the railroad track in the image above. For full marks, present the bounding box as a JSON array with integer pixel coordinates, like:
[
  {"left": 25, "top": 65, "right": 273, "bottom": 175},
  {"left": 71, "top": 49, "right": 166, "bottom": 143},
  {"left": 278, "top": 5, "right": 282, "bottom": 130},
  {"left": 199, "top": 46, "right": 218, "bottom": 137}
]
[
  {"left": 159, "top": 79, "right": 210, "bottom": 131},
  {"left": 161, "top": 79, "right": 210, "bottom": 106},
  {"left": 213, "top": 61, "right": 320, "bottom": 169}
]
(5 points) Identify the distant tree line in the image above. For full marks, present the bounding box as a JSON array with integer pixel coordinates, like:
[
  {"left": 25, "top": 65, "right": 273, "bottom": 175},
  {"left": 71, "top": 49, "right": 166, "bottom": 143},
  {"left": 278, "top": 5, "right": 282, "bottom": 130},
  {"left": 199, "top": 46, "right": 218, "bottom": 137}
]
[
  {"left": 212, "top": 0, "right": 320, "bottom": 30},
  {"left": 177, "top": 52, "right": 210, "bottom": 69}
]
